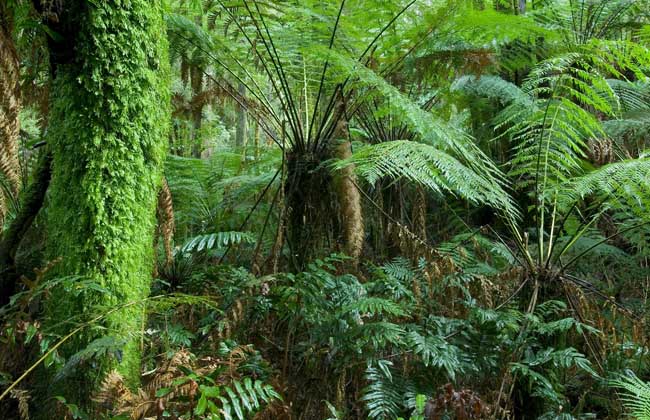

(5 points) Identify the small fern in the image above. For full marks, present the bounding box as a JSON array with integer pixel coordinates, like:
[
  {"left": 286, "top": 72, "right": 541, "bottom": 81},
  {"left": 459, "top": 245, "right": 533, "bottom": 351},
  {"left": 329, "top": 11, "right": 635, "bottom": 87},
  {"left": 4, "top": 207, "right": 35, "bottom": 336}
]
[
  {"left": 194, "top": 377, "right": 281, "bottom": 420},
  {"left": 612, "top": 372, "right": 650, "bottom": 420},
  {"left": 405, "top": 330, "right": 462, "bottom": 381},
  {"left": 361, "top": 360, "right": 404, "bottom": 420},
  {"left": 181, "top": 231, "right": 256, "bottom": 253}
]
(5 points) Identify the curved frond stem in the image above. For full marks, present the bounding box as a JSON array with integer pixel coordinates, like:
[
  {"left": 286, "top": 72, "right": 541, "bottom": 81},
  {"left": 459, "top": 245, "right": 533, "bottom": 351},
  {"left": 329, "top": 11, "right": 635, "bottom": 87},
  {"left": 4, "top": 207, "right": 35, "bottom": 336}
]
[
  {"left": 308, "top": 0, "right": 346, "bottom": 144},
  {"left": 560, "top": 220, "right": 650, "bottom": 273},
  {"left": 562, "top": 281, "right": 605, "bottom": 373},
  {"left": 562, "top": 274, "right": 640, "bottom": 321},
  {"left": 216, "top": 0, "right": 302, "bottom": 147},
  {"left": 167, "top": 26, "right": 281, "bottom": 129},
  {"left": 218, "top": 167, "right": 281, "bottom": 264},
  {"left": 248, "top": 0, "right": 305, "bottom": 148}
]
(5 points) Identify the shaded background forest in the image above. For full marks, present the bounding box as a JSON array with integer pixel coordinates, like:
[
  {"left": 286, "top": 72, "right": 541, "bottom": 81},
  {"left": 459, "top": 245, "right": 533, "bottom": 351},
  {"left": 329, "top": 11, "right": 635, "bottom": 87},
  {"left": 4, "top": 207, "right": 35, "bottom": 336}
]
[{"left": 2, "top": 0, "right": 650, "bottom": 419}]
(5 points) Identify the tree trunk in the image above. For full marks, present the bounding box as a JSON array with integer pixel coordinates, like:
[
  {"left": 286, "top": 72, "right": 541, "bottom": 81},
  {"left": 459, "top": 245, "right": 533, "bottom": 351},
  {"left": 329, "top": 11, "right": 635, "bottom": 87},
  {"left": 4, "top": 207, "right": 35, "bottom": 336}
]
[
  {"left": 235, "top": 82, "right": 247, "bottom": 147},
  {"left": 0, "top": 9, "right": 22, "bottom": 225},
  {"left": 253, "top": 120, "right": 261, "bottom": 159},
  {"left": 333, "top": 139, "right": 364, "bottom": 265},
  {"left": 41, "top": 0, "right": 170, "bottom": 403},
  {"left": 285, "top": 151, "right": 335, "bottom": 269},
  {"left": 190, "top": 63, "right": 204, "bottom": 158}
]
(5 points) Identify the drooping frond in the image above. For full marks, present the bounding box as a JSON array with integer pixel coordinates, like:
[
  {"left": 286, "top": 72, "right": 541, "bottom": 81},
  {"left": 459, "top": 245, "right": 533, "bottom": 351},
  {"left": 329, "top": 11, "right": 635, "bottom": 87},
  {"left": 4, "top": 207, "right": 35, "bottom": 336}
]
[
  {"left": 562, "top": 155, "right": 650, "bottom": 221},
  {"left": 336, "top": 140, "right": 518, "bottom": 221},
  {"left": 452, "top": 75, "right": 532, "bottom": 107},
  {"left": 607, "top": 79, "right": 650, "bottom": 113}
]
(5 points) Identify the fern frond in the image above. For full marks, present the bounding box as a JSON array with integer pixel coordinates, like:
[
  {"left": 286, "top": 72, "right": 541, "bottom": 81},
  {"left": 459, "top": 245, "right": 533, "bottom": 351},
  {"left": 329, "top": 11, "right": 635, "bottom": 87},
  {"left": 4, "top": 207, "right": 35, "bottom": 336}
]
[
  {"left": 452, "top": 75, "right": 532, "bottom": 107},
  {"left": 9, "top": 389, "right": 29, "bottom": 420},
  {"left": 405, "top": 330, "right": 462, "bottom": 381},
  {"left": 215, "top": 378, "right": 281, "bottom": 420},
  {"left": 336, "top": 140, "right": 518, "bottom": 221},
  {"left": 181, "top": 231, "right": 256, "bottom": 253},
  {"left": 54, "top": 336, "right": 126, "bottom": 383},
  {"left": 562, "top": 155, "right": 650, "bottom": 220},
  {"left": 612, "top": 372, "right": 650, "bottom": 420},
  {"left": 340, "top": 297, "right": 407, "bottom": 318},
  {"left": 361, "top": 360, "right": 403, "bottom": 420}
]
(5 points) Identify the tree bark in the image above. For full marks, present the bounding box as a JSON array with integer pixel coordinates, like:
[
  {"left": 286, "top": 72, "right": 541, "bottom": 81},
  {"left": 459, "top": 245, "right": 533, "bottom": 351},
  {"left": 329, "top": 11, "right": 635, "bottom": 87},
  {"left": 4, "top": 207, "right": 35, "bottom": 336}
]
[
  {"left": 41, "top": 0, "right": 170, "bottom": 403},
  {"left": 332, "top": 116, "right": 364, "bottom": 266},
  {"left": 0, "top": 6, "right": 22, "bottom": 226},
  {"left": 190, "top": 63, "right": 204, "bottom": 157},
  {"left": 235, "top": 82, "right": 247, "bottom": 147}
]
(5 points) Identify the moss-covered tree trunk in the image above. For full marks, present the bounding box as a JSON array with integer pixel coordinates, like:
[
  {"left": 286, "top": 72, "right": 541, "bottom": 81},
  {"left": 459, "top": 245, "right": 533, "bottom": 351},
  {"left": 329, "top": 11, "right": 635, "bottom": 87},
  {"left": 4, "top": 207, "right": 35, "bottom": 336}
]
[{"left": 41, "top": 0, "right": 169, "bottom": 403}]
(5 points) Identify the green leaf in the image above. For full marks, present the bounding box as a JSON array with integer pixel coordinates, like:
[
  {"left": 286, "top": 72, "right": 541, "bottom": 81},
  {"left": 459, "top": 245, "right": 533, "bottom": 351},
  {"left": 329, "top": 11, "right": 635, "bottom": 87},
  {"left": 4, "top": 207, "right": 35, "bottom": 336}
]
[
  {"left": 155, "top": 387, "right": 173, "bottom": 398},
  {"left": 200, "top": 385, "right": 221, "bottom": 398},
  {"left": 195, "top": 394, "right": 208, "bottom": 416}
]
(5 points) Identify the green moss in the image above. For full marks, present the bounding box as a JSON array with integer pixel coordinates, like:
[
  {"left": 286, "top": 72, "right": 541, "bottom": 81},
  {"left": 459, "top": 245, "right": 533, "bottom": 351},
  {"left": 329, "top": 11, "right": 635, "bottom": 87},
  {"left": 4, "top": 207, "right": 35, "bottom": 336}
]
[{"left": 43, "top": 0, "right": 170, "bottom": 401}]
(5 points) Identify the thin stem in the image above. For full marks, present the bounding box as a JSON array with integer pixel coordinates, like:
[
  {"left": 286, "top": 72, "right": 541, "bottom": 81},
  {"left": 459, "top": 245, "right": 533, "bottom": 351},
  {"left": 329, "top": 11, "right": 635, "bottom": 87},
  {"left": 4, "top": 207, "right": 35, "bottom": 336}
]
[
  {"left": 561, "top": 221, "right": 650, "bottom": 272},
  {"left": 0, "top": 295, "right": 174, "bottom": 401},
  {"left": 308, "top": 0, "right": 346, "bottom": 143}
]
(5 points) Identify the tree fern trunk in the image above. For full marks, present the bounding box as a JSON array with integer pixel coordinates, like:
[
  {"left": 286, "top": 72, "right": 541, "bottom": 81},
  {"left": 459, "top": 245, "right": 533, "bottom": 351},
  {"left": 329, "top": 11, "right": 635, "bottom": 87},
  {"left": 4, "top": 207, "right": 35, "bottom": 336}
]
[
  {"left": 285, "top": 151, "right": 335, "bottom": 269},
  {"left": 41, "top": 0, "right": 169, "bottom": 405},
  {"left": 333, "top": 119, "right": 364, "bottom": 266},
  {"left": 156, "top": 178, "right": 175, "bottom": 268}
]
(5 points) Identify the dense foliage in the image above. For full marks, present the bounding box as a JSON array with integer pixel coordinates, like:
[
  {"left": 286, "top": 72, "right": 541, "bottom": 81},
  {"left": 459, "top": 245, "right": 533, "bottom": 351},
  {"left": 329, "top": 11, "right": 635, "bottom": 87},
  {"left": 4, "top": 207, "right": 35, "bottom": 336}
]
[{"left": 1, "top": 0, "right": 650, "bottom": 419}]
